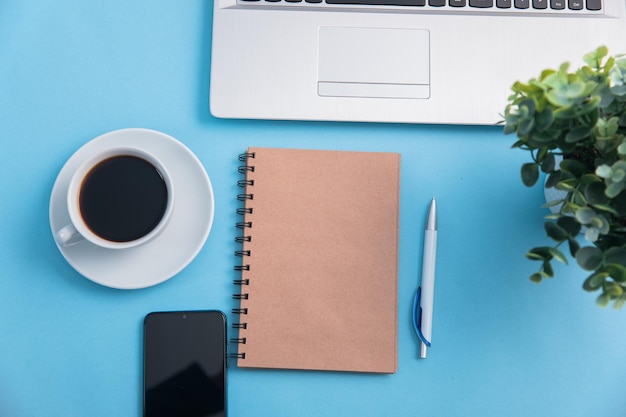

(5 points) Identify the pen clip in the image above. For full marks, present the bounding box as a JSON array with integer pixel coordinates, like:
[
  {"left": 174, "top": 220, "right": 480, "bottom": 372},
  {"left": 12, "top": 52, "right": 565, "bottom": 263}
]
[{"left": 412, "top": 287, "right": 431, "bottom": 347}]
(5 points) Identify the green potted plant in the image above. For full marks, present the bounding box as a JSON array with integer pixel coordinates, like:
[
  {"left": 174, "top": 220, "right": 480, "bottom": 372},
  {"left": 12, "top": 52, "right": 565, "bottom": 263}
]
[{"left": 503, "top": 46, "right": 626, "bottom": 308}]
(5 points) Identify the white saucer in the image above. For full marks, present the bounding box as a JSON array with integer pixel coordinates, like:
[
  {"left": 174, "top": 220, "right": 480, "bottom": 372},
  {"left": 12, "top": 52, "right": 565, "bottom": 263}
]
[{"left": 49, "top": 128, "right": 214, "bottom": 289}]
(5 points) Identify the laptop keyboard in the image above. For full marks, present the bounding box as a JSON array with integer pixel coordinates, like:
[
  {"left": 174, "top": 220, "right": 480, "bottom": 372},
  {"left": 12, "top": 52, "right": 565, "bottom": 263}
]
[{"left": 238, "top": 0, "right": 602, "bottom": 13}]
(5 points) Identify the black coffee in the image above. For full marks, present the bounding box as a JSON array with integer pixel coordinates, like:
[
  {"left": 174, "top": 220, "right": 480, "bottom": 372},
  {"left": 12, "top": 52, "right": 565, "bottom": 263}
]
[{"left": 79, "top": 155, "right": 168, "bottom": 242}]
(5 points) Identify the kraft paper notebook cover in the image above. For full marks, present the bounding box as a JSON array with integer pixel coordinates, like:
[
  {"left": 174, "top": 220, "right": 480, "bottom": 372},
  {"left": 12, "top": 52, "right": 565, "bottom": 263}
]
[{"left": 232, "top": 147, "right": 400, "bottom": 373}]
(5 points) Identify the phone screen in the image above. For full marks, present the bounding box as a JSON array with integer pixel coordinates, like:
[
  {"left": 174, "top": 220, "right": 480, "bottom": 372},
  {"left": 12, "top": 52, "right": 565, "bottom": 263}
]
[{"left": 143, "top": 310, "right": 227, "bottom": 417}]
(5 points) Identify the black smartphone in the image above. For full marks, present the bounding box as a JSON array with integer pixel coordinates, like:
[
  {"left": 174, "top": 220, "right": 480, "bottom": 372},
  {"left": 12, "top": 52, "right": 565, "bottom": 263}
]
[{"left": 143, "top": 310, "right": 227, "bottom": 417}]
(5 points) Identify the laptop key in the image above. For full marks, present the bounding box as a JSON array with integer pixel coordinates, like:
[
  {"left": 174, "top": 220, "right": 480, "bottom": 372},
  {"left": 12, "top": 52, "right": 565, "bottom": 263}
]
[
  {"left": 496, "top": 0, "right": 512, "bottom": 7},
  {"left": 449, "top": 0, "right": 466, "bottom": 6},
  {"left": 429, "top": 0, "right": 445, "bottom": 5},
  {"left": 550, "top": 0, "right": 565, "bottom": 8},
  {"left": 533, "top": 0, "right": 547, "bottom": 8},
  {"left": 586, "top": 0, "right": 601, "bottom": 10},
  {"left": 515, "top": 0, "right": 529, "bottom": 8},
  {"left": 469, "top": 0, "right": 493, "bottom": 7},
  {"left": 569, "top": 0, "right": 582, "bottom": 9}
]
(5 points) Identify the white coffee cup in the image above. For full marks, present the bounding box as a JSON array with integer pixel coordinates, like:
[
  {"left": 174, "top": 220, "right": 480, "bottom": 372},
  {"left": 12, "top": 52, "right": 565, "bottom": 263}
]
[{"left": 54, "top": 146, "right": 174, "bottom": 249}]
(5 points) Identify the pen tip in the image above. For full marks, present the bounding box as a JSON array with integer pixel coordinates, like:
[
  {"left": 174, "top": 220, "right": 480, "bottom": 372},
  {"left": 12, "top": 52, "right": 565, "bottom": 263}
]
[{"left": 426, "top": 198, "right": 437, "bottom": 230}]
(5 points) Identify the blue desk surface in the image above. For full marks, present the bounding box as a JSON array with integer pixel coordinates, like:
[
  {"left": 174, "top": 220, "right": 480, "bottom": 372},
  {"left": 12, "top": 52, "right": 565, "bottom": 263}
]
[{"left": 2, "top": 2, "right": 625, "bottom": 416}]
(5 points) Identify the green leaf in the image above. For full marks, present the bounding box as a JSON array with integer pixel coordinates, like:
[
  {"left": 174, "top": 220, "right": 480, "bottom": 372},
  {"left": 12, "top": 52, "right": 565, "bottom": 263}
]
[
  {"left": 565, "top": 126, "right": 592, "bottom": 143},
  {"left": 568, "top": 238, "right": 581, "bottom": 257},
  {"left": 597, "top": 292, "right": 611, "bottom": 307},
  {"left": 605, "top": 247, "right": 626, "bottom": 265},
  {"left": 612, "top": 161, "right": 626, "bottom": 180},
  {"left": 575, "top": 207, "right": 597, "bottom": 224},
  {"left": 530, "top": 273, "right": 543, "bottom": 283},
  {"left": 583, "top": 271, "right": 608, "bottom": 291},
  {"left": 518, "top": 118, "right": 535, "bottom": 136},
  {"left": 544, "top": 222, "right": 568, "bottom": 241},
  {"left": 545, "top": 171, "right": 562, "bottom": 188},
  {"left": 604, "top": 264, "right": 626, "bottom": 282},
  {"left": 560, "top": 159, "right": 588, "bottom": 178},
  {"left": 576, "top": 246, "right": 604, "bottom": 270},
  {"left": 521, "top": 163, "right": 540, "bottom": 186},
  {"left": 544, "top": 198, "right": 565, "bottom": 209},
  {"left": 610, "top": 84, "right": 626, "bottom": 96},
  {"left": 541, "top": 153, "right": 556, "bottom": 173},
  {"left": 526, "top": 247, "right": 552, "bottom": 261},
  {"left": 510, "top": 139, "right": 525, "bottom": 148},
  {"left": 599, "top": 87, "right": 617, "bottom": 108},
  {"left": 595, "top": 116, "right": 620, "bottom": 137},
  {"left": 613, "top": 295, "right": 626, "bottom": 309},
  {"left": 529, "top": 132, "right": 560, "bottom": 146},
  {"left": 612, "top": 191, "right": 626, "bottom": 216},
  {"left": 519, "top": 98, "right": 536, "bottom": 115},
  {"left": 588, "top": 214, "right": 610, "bottom": 234},
  {"left": 572, "top": 190, "right": 587, "bottom": 206},
  {"left": 613, "top": 160, "right": 626, "bottom": 174},
  {"left": 606, "top": 181, "right": 624, "bottom": 198},
  {"left": 526, "top": 253, "right": 544, "bottom": 261},
  {"left": 555, "top": 178, "right": 577, "bottom": 192},
  {"left": 605, "top": 282, "right": 624, "bottom": 297},
  {"left": 584, "top": 181, "right": 609, "bottom": 205},
  {"left": 596, "top": 164, "right": 613, "bottom": 179},
  {"left": 585, "top": 227, "right": 600, "bottom": 242},
  {"left": 549, "top": 247, "right": 569, "bottom": 264},
  {"left": 544, "top": 72, "right": 590, "bottom": 108},
  {"left": 583, "top": 45, "right": 608, "bottom": 68},
  {"left": 593, "top": 204, "right": 619, "bottom": 216},
  {"left": 503, "top": 123, "right": 517, "bottom": 135},
  {"left": 536, "top": 108, "right": 554, "bottom": 129},
  {"left": 561, "top": 200, "right": 583, "bottom": 216},
  {"left": 580, "top": 173, "right": 600, "bottom": 188},
  {"left": 543, "top": 260, "right": 555, "bottom": 277},
  {"left": 557, "top": 216, "right": 582, "bottom": 236},
  {"left": 538, "top": 68, "right": 557, "bottom": 81},
  {"left": 553, "top": 107, "right": 575, "bottom": 121}
]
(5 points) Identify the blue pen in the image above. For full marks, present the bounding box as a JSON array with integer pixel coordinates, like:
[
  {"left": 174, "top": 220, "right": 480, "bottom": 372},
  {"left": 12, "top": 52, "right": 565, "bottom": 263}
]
[{"left": 413, "top": 198, "right": 437, "bottom": 359}]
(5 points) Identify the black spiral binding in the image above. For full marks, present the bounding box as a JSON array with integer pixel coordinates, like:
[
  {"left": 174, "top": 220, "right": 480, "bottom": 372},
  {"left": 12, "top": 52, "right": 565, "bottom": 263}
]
[{"left": 229, "top": 152, "right": 255, "bottom": 360}]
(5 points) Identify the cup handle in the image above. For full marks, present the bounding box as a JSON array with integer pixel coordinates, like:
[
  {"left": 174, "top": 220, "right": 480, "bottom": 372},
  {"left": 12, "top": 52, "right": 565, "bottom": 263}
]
[{"left": 54, "top": 224, "right": 84, "bottom": 247}]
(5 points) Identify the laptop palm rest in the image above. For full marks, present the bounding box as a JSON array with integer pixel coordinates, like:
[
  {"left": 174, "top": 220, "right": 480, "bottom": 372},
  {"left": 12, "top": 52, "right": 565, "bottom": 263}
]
[{"left": 318, "top": 27, "right": 430, "bottom": 99}]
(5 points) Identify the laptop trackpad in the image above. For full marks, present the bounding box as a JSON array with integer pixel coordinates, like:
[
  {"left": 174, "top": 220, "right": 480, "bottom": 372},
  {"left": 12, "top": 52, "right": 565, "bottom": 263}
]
[{"left": 318, "top": 27, "right": 430, "bottom": 99}]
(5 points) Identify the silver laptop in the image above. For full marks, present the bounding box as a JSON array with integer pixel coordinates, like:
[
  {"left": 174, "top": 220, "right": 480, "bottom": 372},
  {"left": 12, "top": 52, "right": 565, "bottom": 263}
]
[{"left": 210, "top": 1, "right": 626, "bottom": 125}]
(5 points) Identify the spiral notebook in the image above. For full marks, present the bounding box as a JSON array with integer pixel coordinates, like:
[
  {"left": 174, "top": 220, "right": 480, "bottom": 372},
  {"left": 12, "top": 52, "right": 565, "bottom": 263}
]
[{"left": 232, "top": 147, "right": 400, "bottom": 373}]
